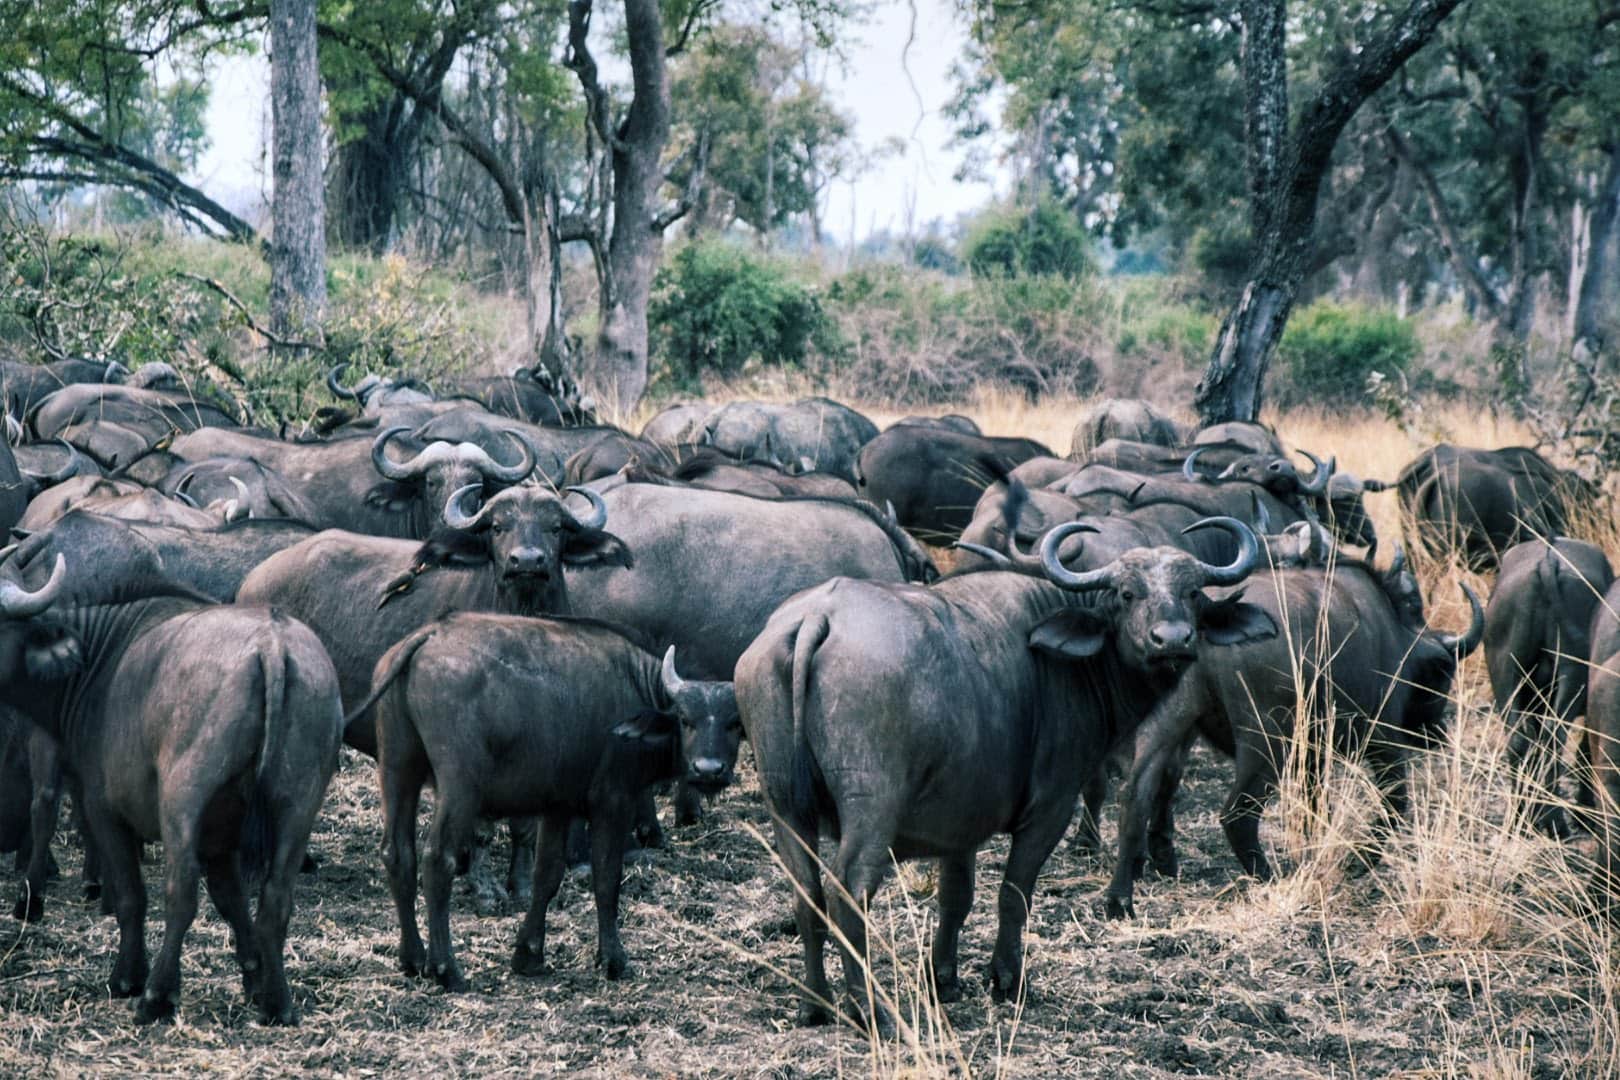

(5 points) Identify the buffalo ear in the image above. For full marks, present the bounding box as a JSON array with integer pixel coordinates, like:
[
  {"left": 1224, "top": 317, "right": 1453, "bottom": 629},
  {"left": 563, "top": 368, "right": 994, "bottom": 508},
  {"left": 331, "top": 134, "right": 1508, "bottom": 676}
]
[
  {"left": 1198, "top": 595, "right": 1278, "bottom": 646},
  {"left": 1029, "top": 609, "right": 1109, "bottom": 660},
  {"left": 612, "top": 710, "right": 675, "bottom": 746},
  {"left": 364, "top": 481, "right": 417, "bottom": 515},
  {"left": 25, "top": 625, "right": 82, "bottom": 682},
  {"left": 562, "top": 528, "right": 633, "bottom": 569}
]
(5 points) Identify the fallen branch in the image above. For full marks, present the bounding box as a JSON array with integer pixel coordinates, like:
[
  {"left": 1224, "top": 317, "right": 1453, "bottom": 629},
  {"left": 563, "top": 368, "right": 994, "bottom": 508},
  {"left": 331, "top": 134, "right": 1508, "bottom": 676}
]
[{"left": 174, "top": 271, "right": 323, "bottom": 351}]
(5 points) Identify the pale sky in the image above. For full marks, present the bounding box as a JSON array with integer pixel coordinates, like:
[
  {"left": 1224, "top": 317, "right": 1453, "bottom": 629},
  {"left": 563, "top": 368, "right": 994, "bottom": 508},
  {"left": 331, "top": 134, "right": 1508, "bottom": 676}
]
[{"left": 190, "top": 0, "right": 1000, "bottom": 243}]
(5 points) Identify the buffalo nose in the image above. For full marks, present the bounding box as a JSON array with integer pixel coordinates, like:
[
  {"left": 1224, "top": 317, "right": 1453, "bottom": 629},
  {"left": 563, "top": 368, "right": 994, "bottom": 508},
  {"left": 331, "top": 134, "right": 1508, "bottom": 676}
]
[
  {"left": 1149, "top": 621, "right": 1194, "bottom": 650},
  {"left": 690, "top": 757, "right": 727, "bottom": 779},
  {"left": 506, "top": 547, "right": 549, "bottom": 574}
]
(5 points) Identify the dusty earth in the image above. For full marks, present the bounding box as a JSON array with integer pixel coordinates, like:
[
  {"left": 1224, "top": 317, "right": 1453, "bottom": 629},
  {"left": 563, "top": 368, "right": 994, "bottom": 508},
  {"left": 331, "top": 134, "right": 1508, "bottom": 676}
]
[{"left": 0, "top": 728, "right": 1606, "bottom": 1078}]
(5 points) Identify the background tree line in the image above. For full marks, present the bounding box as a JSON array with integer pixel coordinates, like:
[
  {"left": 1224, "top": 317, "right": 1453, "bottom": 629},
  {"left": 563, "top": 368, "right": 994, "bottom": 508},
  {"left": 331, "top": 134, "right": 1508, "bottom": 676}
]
[{"left": 2, "top": 0, "right": 1617, "bottom": 427}]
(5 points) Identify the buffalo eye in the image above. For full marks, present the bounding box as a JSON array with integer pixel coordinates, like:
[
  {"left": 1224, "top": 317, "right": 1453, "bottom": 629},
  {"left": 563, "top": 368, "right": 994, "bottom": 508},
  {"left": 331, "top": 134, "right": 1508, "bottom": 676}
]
[
  {"left": 726, "top": 718, "right": 744, "bottom": 735},
  {"left": 491, "top": 523, "right": 504, "bottom": 534},
  {"left": 1120, "top": 588, "right": 1136, "bottom": 602}
]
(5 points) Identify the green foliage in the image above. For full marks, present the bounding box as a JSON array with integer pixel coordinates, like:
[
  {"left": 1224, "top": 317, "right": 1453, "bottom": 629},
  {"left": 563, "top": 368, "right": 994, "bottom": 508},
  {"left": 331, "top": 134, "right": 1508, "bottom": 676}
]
[
  {"left": 961, "top": 200, "right": 1093, "bottom": 279},
  {"left": 1274, "top": 300, "right": 1418, "bottom": 407},
  {"left": 650, "top": 240, "right": 839, "bottom": 388}
]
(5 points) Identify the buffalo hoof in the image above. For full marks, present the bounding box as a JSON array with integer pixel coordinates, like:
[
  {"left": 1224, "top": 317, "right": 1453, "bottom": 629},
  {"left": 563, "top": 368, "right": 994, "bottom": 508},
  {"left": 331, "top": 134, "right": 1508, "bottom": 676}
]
[
  {"left": 508, "top": 881, "right": 534, "bottom": 910},
  {"left": 13, "top": 892, "right": 42, "bottom": 923},
  {"left": 796, "top": 999, "right": 834, "bottom": 1027},
  {"left": 673, "top": 793, "right": 704, "bottom": 828},
  {"left": 1103, "top": 894, "right": 1135, "bottom": 920},
  {"left": 134, "top": 994, "right": 176, "bottom": 1025},
  {"left": 844, "top": 998, "right": 895, "bottom": 1039},
  {"left": 257, "top": 1004, "right": 300, "bottom": 1027},
  {"left": 511, "top": 942, "right": 546, "bottom": 978},
  {"left": 399, "top": 943, "right": 427, "bottom": 978},
  {"left": 238, "top": 959, "right": 262, "bottom": 1001},
  {"left": 633, "top": 820, "right": 664, "bottom": 851},
  {"left": 430, "top": 962, "right": 468, "bottom": 993},
  {"left": 108, "top": 964, "right": 147, "bottom": 999},
  {"left": 933, "top": 970, "right": 962, "bottom": 1003},
  {"left": 596, "top": 946, "right": 629, "bottom": 981},
  {"left": 1147, "top": 845, "right": 1179, "bottom": 880},
  {"left": 83, "top": 881, "right": 101, "bottom": 902},
  {"left": 300, "top": 852, "right": 320, "bottom": 874},
  {"left": 987, "top": 958, "right": 1023, "bottom": 1005}
]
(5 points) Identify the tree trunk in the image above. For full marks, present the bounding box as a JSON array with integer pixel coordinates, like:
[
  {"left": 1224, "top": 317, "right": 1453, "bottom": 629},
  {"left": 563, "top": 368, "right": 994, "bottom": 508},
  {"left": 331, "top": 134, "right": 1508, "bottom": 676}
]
[
  {"left": 331, "top": 104, "right": 403, "bottom": 255},
  {"left": 1195, "top": 0, "right": 1464, "bottom": 424},
  {"left": 1574, "top": 144, "right": 1620, "bottom": 365},
  {"left": 269, "top": 0, "right": 327, "bottom": 347},
  {"left": 520, "top": 156, "right": 569, "bottom": 371},
  {"left": 582, "top": 0, "right": 671, "bottom": 414}
]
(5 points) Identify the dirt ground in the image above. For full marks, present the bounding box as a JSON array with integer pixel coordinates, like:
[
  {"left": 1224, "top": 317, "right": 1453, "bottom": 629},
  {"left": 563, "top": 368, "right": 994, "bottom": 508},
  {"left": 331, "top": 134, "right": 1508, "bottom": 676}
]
[{"left": 0, "top": 729, "right": 1605, "bottom": 1078}]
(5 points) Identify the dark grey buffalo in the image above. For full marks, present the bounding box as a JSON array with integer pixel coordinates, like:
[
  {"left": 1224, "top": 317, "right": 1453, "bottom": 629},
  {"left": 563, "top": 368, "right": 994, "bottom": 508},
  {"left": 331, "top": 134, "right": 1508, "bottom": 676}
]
[
  {"left": 1486, "top": 539, "right": 1614, "bottom": 837},
  {"left": 368, "top": 426, "right": 538, "bottom": 536},
  {"left": 1069, "top": 398, "right": 1183, "bottom": 458},
  {"left": 734, "top": 519, "right": 1274, "bottom": 1026},
  {"left": 568, "top": 484, "right": 936, "bottom": 684},
  {"left": 0, "top": 557, "right": 343, "bottom": 1024},
  {"left": 893, "top": 414, "right": 981, "bottom": 435},
  {"left": 31, "top": 382, "right": 239, "bottom": 443},
  {"left": 1108, "top": 557, "right": 1483, "bottom": 917},
  {"left": 325, "top": 364, "right": 436, "bottom": 413},
  {"left": 17, "top": 477, "right": 221, "bottom": 531},
  {"left": 1, "top": 357, "right": 126, "bottom": 421},
  {"left": 1193, "top": 421, "right": 1285, "bottom": 455},
  {"left": 854, "top": 425, "right": 1052, "bottom": 541},
  {"left": 1391, "top": 444, "right": 1594, "bottom": 569},
  {"left": 590, "top": 446, "right": 856, "bottom": 500},
  {"left": 443, "top": 366, "right": 597, "bottom": 426},
  {"left": 357, "top": 614, "right": 740, "bottom": 991},
  {"left": 1585, "top": 580, "right": 1620, "bottom": 914},
  {"left": 160, "top": 457, "right": 319, "bottom": 521},
  {"left": 700, "top": 398, "right": 879, "bottom": 484},
  {"left": 411, "top": 408, "right": 640, "bottom": 487}
]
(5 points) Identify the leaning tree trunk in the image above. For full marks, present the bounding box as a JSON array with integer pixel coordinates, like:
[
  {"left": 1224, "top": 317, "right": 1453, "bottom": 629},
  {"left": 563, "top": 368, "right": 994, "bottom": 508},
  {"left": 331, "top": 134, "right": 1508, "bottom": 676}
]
[
  {"left": 586, "top": 0, "right": 670, "bottom": 414},
  {"left": 520, "top": 153, "right": 570, "bottom": 372},
  {"left": 269, "top": 0, "right": 327, "bottom": 347},
  {"left": 1195, "top": 0, "right": 1464, "bottom": 425},
  {"left": 330, "top": 104, "right": 404, "bottom": 255}
]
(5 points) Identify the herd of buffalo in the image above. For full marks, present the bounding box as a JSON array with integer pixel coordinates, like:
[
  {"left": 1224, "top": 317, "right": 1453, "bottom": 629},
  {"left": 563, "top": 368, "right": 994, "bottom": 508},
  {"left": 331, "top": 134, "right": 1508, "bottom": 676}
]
[{"left": 0, "top": 357, "right": 1615, "bottom": 1032}]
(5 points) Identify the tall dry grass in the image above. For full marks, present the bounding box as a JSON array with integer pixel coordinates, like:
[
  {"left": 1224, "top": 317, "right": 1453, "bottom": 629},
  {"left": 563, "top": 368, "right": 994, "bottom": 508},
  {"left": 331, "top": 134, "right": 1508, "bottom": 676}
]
[{"left": 742, "top": 393, "right": 1618, "bottom": 1077}]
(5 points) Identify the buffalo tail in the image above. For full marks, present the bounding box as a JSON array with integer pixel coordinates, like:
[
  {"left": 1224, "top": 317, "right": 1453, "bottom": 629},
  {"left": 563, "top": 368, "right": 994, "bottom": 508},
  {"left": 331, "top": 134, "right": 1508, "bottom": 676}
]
[{"left": 787, "top": 613, "right": 830, "bottom": 826}]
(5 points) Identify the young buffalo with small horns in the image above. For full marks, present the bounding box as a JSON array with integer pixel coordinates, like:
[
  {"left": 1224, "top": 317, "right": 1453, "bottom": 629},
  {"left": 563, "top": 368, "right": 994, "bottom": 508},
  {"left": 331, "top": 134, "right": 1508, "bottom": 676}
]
[
  {"left": 354, "top": 614, "right": 741, "bottom": 991},
  {"left": 0, "top": 556, "right": 343, "bottom": 1025},
  {"left": 734, "top": 517, "right": 1276, "bottom": 1029}
]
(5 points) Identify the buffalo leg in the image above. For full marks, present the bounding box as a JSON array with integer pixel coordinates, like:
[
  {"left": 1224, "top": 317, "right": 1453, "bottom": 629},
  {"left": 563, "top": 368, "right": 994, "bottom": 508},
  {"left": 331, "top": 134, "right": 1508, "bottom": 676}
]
[
  {"left": 774, "top": 816, "right": 833, "bottom": 1027},
  {"left": 588, "top": 800, "right": 634, "bottom": 980},
  {"left": 511, "top": 812, "right": 569, "bottom": 978},
  {"left": 1509, "top": 701, "right": 1569, "bottom": 838},
  {"left": 1068, "top": 768, "right": 1105, "bottom": 858},
  {"left": 250, "top": 794, "right": 320, "bottom": 1026},
  {"left": 422, "top": 780, "right": 477, "bottom": 992},
  {"left": 135, "top": 814, "right": 201, "bottom": 1024},
  {"left": 829, "top": 829, "right": 896, "bottom": 1035},
  {"left": 15, "top": 735, "right": 64, "bottom": 922},
  {"left": 1220, "top": 743, "right": 1278, "bottom": 881},
  {"left": 203, "top": 854, "right": 262, "bottom": 1002},
  {"left": 462, "top": 816, "right": 507, "bottom": 916},
  {"left": 989, "top": 807, "right": 1069, "bottom": 1002},
  {"left": 506, "top": 816, "right": 537, "bottom": 909},
  {"left": 1145, "top": 741, "right": 1190, "bottom": 879},
  {"left": 633, "top": 792, "right": 663, "bottom": 850},
  {"left": 93, "top": 810, "right": 148, "bottom": 1000},
  {"left": 1107, "top": 737, "right": 1183, "bottom": 919},
  {"left": 379, "top": 749, "right": 428, "bottom": 977},
  {"left": 673, "top": 778, "right": 704, "bottom": 828},
  {"left": 930, "top": 852, "right": 976, "bottom": 1003}
]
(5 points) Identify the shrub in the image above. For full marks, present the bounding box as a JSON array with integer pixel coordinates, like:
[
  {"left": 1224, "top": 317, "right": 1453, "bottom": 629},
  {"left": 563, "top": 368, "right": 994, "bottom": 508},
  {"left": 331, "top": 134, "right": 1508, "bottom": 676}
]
[
  {"left": 650, "top": 240, "right": 838, "bottom": 388},
  {"left": 1274, "top": 300, "right": 1418, "bottom": 407},
  {"left": 961, "top": 199, "right": 1093, "bottom": 280}
]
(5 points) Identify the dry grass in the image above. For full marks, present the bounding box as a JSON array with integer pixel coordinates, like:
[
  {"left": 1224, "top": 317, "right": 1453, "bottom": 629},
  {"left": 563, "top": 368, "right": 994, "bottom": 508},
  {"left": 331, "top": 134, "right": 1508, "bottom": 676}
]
[{"left": 2, "top": 394, "right": 1616, "bottom": 1078}]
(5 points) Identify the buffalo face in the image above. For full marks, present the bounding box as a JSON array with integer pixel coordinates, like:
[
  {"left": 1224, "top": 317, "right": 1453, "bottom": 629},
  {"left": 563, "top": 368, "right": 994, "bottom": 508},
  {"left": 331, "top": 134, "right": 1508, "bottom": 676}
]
[
  {"left": 1034, "top": 518, "right": 1278, "bottom": 681},
  {"left": 658, "top": 647, "right": 742, "bottom": 795}
]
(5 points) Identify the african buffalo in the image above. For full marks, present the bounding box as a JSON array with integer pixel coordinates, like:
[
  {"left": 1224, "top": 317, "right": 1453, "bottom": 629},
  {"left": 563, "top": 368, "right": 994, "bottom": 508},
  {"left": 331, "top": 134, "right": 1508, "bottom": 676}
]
[
  {"left": 1392, "top": 444, "right": 1594, "bottom": 569},
  {"left": 734, "top": 518, "right": 1273, "bottom": 1026},
  {"left": 1069, "top": 398, "right": 1182, "bottom": 458},
  {"left": 358, "top": 615, "right": 739, "bottom": 990},
  {"left": 0, "top": 557, "right": 343, "bottom": 1024},
  {"left": 1, "top": 357, "right": 125, "bottom": 420},
  {"left": 159, "top": 457, "right": 319, "bottom": 521},
  {"left": 639, "top": 402, "right": 711, "bottom": 446},
  {"left": 853, "top": 425, "right": 1052, "bottom": 540},
  {"left": 443, "top": 366, "right": 597, "bottom": 426},
  {"left": 1108, "top": 557, "right": 1484, "bottom": 917},
  {"left": 411, "top": 409, "right": 638, "bottom": 487},
  {"left": 325, "top": 364, "right": 435, "bottom": 413},
  {"left": 700, "top": 398, "right": 879, "bottom": 484},
  {"left": 1585, "top": 579, "right": 1620, "bottom": 913},
  {"left": 30, "top": 382, "right": 239, "bottom": 442},
  {"left": 893, "top": 414, "right": 981, "bottom": 435}
]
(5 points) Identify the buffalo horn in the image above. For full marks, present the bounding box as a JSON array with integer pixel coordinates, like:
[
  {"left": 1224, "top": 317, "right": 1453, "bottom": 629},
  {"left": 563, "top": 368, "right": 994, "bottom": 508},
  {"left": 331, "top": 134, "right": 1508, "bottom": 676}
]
[
  {"left": 1182, "top": 516, "right": 1260, "bottom": 586},
  {"left": 20, "top": 440, "right": 81, "bottom": 486},
  {"left": 952, "top": 541, "right": 1012, "bottom": 567},
  {"left": 1182, "top": 446, "right": 1210, "bottom": 483},
  {"left": 661, "top": 646, "right": 688, "bottom": 697},
  {"left": 1389, "top": 545, "right": 1408, "bottom": 577},
  {"left": 223, "top": 476, "right": 251, "bottom": 521},
  {"left": 1435, "top": 584, "right": 1485, "bottom": 658},
  {"left": 563, "top": 485, "right": 607, "bottom": 530},
  {"left": 1296, "top": 449, "right": 1334, "bottom": 495},
  {"left": 478, "top": 430, "right": 537, "bottom": 483},
  {"left": 442, "top": 484, "right": 491, "bottom": 531},
  {"left": 1250, "top": 491, "right": 1272, "bottom": 535},
  {"left": 1038, "top": 522, "right": 1110, "bottom": 591},
  {"left": 370, "top": 427, "right": 423, "bottom": 480},
  {"left": 0, "top": 553, "right": 65, "bottom": 618},
  {"left": 327, "top": 362, "right": 360, "bottom": 401}
]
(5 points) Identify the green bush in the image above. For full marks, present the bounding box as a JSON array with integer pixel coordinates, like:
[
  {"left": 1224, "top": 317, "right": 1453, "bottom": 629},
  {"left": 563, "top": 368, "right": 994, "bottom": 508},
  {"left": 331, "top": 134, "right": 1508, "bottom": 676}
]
[
  {"left": 961, "top": 199, "right": 1093, "bottom": 280},
  {"left": 650, "top": 240, "right": 838, "bottom": 387},
  {"left": 1275, "top": 300, "right": 1418, "bottom": 406}
]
